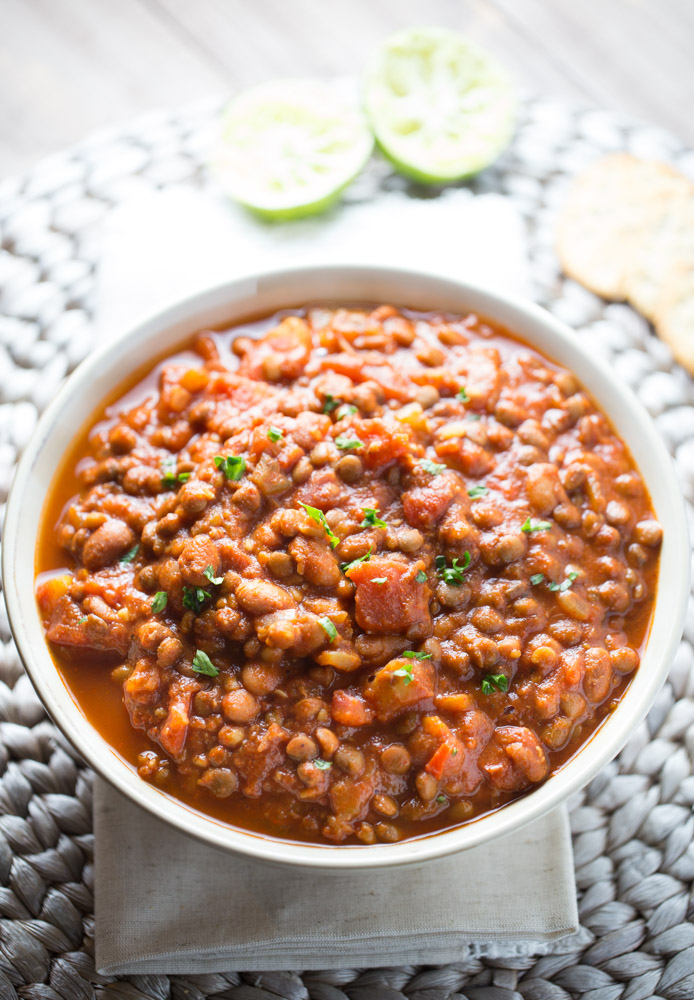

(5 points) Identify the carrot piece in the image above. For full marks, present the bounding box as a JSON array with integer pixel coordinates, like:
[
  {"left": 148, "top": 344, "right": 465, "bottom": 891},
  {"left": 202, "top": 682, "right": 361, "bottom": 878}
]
[
  {"left": 434, "top": 693, "right": 474, "bottom": 714},
  {"left": 422, "top": 714, "right": 451, "bottom": 739},
  {"left": 425, "top": 742, "right": 453, "bottom": 780}
]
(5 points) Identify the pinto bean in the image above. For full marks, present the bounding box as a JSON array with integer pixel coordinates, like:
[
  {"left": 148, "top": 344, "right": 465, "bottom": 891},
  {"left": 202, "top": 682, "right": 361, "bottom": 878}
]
[
  {"left": 236, "top": 579, "right": 296, "bottom": 615},
  {"left": 222, "top": 690, "right": 259, "bottom": 723},
  {"left": 178, "top": 535, "right": 220, "bottom": 587},
  {"left": 82, "top": 519, "right": 136, "bottom": 570},
  {"left": 634, "top": 519, "right": 663, "bottom": 547}
]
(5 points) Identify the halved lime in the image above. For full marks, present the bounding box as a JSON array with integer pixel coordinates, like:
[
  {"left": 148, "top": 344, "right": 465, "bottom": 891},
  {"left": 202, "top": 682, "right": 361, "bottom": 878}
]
[
  {"left": 214, "top": 79, "right": 374, "bottom": 220},
  {"left": 364, "top": 27, "right": 516, "bottom": 184}
]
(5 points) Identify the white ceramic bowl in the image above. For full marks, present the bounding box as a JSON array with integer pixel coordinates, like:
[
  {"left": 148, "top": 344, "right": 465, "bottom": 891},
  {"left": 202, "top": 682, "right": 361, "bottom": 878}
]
[{"left": 3, "top": 265, "right": 689, "bottom": 870}]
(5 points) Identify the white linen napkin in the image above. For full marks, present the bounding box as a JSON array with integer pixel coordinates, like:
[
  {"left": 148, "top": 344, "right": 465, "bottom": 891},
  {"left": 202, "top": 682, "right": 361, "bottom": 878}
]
[{"left": 93, "top": 183, "right": 578, "bottom": 974}]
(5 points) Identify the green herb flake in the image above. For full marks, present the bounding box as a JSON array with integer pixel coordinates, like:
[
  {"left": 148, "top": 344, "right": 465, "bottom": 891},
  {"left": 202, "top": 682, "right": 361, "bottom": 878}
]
[
  {"left": 548, "top": 570, "right": 579, "bottom": 593},
  {"left": 361, "top": 507, "right": 387, "bottom": 528},
  {"left": 372, "top": 577, "right": 387, "bottom": 585},
  {"left": 481, "top": 673, "right": 509, "bottom": 695},
  {"left": 120, "top": 544, "right": 139, "bottom": 564},
  {"left": 467, "top": 485, "right": 488, "bottom": 498},
  {"left": 161, "top": 457, "right": 191, "bottom": 488},
  {"left": 419, "top": 458, "right": 447, "bottom": 475},
  {"left": 335, "top": 435, "right": 363, "bottom": 450},
  {"left": 392, "top": 662, "right": 414, "bottom": 685},
  {"left": 192, "top": 649, "right": 219, "bottom": 677},
  {"left": 267, "top": 426, "right": 283, "bottom": 443},
  {"left": 456, "top": 386, "right": 470, "bottom": 402},
  {"left": 204, "top": 565, "right": 224, "bottom": 586},
  {"left": 322, "top": 394, "right": 340, "bottom": 413},
  {"left": 415, "top": 570, "right": 427, "bottom": 583},
  {"left": 337, "top": 404, "right": 358, "bottom": 418},
  {"left": 151, "top": 591, "right": 168, "bottom": 613},
  {"left": 78, "top": 617, "right": 88, "bottom": 625},
  {"left": 436, "top": 794, "right": 447, "bottom": 804},
  {"left": 319, "top": 616, "right": 337, "bottom": 642},
  {"left": 314, "top": 758, "right": 332, "bottom": 770},
  {"left": 340, "top": 546, "right": 373, "bottom": 576},
  {"left": 402, "top": 650, "right": 432, "bottom": 660},
  {"left": 214, "top": 454, "right": 246, "bottom": 481},
  {"left": 435, "top": 552, "right": 471, "bottom": 585},
  {"left": 521, "top": 517, "right": 552, "bottom": 533},
  {"left": 182, "top": 586, "right": 211, "bottom": 614},
  {"left": 530, "top": 573, "right": 545, "bottom": 586},
  {"left": 298, "top": 502, "right": 339, "bottom": 549}
]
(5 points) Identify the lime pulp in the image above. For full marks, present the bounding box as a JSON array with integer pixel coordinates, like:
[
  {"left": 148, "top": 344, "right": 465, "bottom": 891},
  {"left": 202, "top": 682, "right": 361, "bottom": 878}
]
[{"left": 363, "top": 26, "right": 516, "bottom": 184}]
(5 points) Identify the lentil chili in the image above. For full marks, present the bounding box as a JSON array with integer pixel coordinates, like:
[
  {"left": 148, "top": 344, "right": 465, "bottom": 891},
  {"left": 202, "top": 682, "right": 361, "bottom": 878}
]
[{"left": 35, "top": 305, "right": 662, "bottom": 845}]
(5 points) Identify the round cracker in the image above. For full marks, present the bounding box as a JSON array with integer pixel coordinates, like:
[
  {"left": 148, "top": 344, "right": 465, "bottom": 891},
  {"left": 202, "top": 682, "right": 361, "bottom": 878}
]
[
  {"left": 654, "top": 259, "right": 694, "bottom": 374},
  {"left": 557, "top": 154, "right": 689, "bottom": 301},
  {"left": 625, "top": 186, "right": 694, "bottom": 320}
]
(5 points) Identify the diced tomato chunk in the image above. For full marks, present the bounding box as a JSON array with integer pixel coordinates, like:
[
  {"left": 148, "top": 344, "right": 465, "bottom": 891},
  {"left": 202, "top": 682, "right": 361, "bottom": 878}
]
[
  {"left": 402, "top": 473, "right": 458, "bottom": 529},
  {"left": 363, "top": 658, "right": 436, "bottom": 722},
  {"left": 331, "top": 689, "right": 374, "bottom": 727},
  {"left": 349, "top": 557, "right": 432, "bottom": 636}
]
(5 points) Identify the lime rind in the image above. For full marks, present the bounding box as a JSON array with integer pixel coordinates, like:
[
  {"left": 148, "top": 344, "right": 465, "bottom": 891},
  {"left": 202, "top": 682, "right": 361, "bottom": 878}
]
[
  {"left": 214, "top": 79, "right": 374, "bottom": 220},
  {"left": 364, "top": 26, "right": 516, "bottom": 184}
]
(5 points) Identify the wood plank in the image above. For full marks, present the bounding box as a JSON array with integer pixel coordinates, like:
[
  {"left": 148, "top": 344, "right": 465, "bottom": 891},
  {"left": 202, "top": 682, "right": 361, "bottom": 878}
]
[
  {"left": 490, "top": 0, "right": 694, "bottom": 142},
  {"left": 148, "top": 0, "right": 589, "bottom": 101},
  {"left": 1, "top": 0, "right": 693, "bottom": 178},
  {"left": 0, "top": 0, "right": 227, "bottom": 176}
]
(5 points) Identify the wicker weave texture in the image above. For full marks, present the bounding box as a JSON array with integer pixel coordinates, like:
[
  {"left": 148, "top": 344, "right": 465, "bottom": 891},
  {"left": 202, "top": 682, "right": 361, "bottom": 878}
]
[{"left": 0, "top": 95, "right": 694, "bottom": 999}]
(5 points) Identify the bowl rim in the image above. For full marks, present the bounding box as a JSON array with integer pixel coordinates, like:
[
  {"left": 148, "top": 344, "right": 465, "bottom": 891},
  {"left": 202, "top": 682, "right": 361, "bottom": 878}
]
[{"left": 3, "top": 263, "right": 689, "bottom": 870}]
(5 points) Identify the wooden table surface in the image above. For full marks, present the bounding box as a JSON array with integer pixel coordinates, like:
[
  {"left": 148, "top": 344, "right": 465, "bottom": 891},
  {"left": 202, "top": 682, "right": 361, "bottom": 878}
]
[{"left": 1, "top": 0, "right": 693, "bottom": 178}]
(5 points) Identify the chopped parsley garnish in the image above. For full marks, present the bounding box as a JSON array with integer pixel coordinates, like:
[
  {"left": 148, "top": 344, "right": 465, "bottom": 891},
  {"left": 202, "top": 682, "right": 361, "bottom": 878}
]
[
  {"left": 267, "top": 426, "right": 283, "bottom": 443},
  {"left": 340, "top": 546, "right": 373, "bottom": 575},
  {"left": 192, "top": 650, "right": 219, "bottom": 677},
  {"left": 361, "top": 507, "right": 387, "bottom": 528},
  {"left": 337, "top": 404, "right": 358, "bottom": 418},
  {"left": 456, "top": 387, "right": 470, "bottom": 402},
  {"left": 335, "top": 435, "right": 363, "bottom": 450},
  {"left": 415, "top": 570, "right": 427, "bottom": 583},
  {"left": 121, "top": 545, "right": 139, "bottom": 564},
  {"left": 319, "top": 616, "right": 337, "bottom": 642},
  {"left": 204, "top": 565, "right": 224, "bottom": 586},
  {"left": 151, "top": 591, "right": 168, "bottom": 613},
  {"left": 372, "top": 577, "right": 387, "bottom": 585},
  {"left": 436, "top": 794, "right": 447, "bottom": 804},
  {"left": 468, "top": 485, "right": 488, "bottom": 498},
  {"left": 521, "top": 517, "right": 552, "bottom": 533},
  {"left": 530, "top": 573, "right": 545, "bottom": 586},
  {"left": 435, "top": 552, "right": 471, "bottom": 585},
  {"left": 481, "top": 673, "right": 509, "bottom": 695},
  {"left": 314, "top": 758, "right": 332, "bottom": 770},
  {"left": 392, "top": 662, "right": 414, "bottom": 685},
  {"left": 299, "top": 502, "right": 339, "bottom": 548},
  {"left": 214, "top": 454, "right": 246, "bottom": 481},
  {"left": 78, "top": 617, "right": 88, "bottom": 625},
  {"left": 548, "top": 571, "right": 579, "bottom": 593},
  {"left": 402, "top": 650, "right": 432, "bottom": 660},
  {"left": 419, "top": 458, "right": 447, "bottom": 475},
  {"left": 182, "top": 586, "right": 210, "bottom": 614},
  {"left": 322, "top": 394, "right": 340, "bottom": 413},
  {"left": 161, "top": 458, "right": 192, "bottom": 488}
]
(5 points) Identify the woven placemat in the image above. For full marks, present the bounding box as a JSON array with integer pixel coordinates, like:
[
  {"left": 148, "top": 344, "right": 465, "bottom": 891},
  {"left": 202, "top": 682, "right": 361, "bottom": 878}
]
[{"left": 1, "top": 94, "right": 694, "bottom": 1000}]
